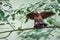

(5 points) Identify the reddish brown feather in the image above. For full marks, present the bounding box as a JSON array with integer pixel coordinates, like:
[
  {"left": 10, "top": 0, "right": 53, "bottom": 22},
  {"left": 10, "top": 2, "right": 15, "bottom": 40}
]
[
  {"left": 27, "top": 12, "right": 55, "bottom": 19},
  {"left": 40, "top": 12, "right": 55, "bottom": 19}
]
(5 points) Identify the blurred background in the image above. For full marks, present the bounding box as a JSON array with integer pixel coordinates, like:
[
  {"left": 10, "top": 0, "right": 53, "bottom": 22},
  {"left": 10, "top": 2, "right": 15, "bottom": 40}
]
[{"left": 0, "top": 0, "right": 60, "bottom": 40}]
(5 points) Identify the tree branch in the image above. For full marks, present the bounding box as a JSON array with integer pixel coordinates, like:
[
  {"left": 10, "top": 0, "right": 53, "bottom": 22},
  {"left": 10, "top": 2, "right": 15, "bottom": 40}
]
[
  {"left": 0, "top": 28, "right": 34, "bottom": 33},
  {"left": 0, "top": 26, "right": 60, "bottom": 33},
  {"left": 0, "top": 26, "right": 60, "bottom": 40},
  {"left": 0, "top": 31, "right": 12, "bottom": 39},
  {"left": 44, "top": 28, "right": 56, "bottom": 40},
  {"left": 6, "top": 20, "right": 15, "bottom": 30}
]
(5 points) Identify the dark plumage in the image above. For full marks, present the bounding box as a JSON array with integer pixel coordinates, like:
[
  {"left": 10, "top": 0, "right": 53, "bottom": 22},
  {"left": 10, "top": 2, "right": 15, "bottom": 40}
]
[
  {"left": 26, "top": 11, "right": 55, "bottom": 28},
  {"left": 26, "top": 12, "right": 55, "bottom": 19}
]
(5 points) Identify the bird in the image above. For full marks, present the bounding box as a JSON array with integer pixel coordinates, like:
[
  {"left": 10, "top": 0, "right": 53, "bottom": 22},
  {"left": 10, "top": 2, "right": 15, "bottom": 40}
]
[{"left": 26, "top": 11, "right": 55, "bottom": 29}]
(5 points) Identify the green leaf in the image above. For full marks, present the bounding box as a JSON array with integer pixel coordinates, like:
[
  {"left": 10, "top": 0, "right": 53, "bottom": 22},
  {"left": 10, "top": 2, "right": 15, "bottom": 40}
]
[
  {"left": 5, "top": 15, "right": 10, "bottom": 18},
  {"left": 59, "top": 9, "right": 60, "bottom": 12},
  {"left": 0, "top": 9, "right": 5, "bottom": 21},
  {"left": 18, "top": 27, "right": 21, "bottom": 30},
  {"left": 4, "top": 4, "right": 8, "bottom": 6},
  {"left": 51, "top": 3, "right": 58, "bottom": 11},
  {"left": 51, "top": 0, "right": 55, "bottom": 1},
  {"left": 39, "top": 3, "right": 45, "bottom": 7},
  {"left": 0, "top": 9, "right": 5, "bottom": 17},
  {"left": 17, "top": 31, "right": 22, "bottom": 35},
  {"left": 34, "top": 29, "right": 40, "bottom": 32},
  {"left": 47, "top": 18, "right": 55, "bottom": 24},
  {"left": 16, "top": 10, "right": 24, "bottom": 14},
  {"left": 11, "top": 14, "right": 15, "bottom": 20},
  {"left": 6, "top": 2, "right": 12, "bottom": 6},
  {"left": 5, "top": 0, "right": 9, "bottom": 1},
  {"left": 58, "top": 13, "right": 60, "bottom": 16},
  {"left": 2, "top": 17, "right": 7, "bottom": 21},
  {"left": 17, "top": 27, "right": 22, "bottom": 35},
  {"left": 50, "top": 34, "right": 54, "bottom": 37},
  {"left": 4, "top": 2, "right": 12, "bottom": 8},
  {"left": 0, "top": 0, "right": 9, "bottom": 2},
  {"left": 0, "top": 17, "right": 2, "bottom": 20},
  {"left": 0, "top": 1, "right": 2, "bottom": 5},
  {"left": 2, "top": 15, "right": 10, "bottom": 21},
  {"left": 0, "top": 23, "right": 5, "bottom": 25},
  {"left": 25, "top": 18, "right": 29, "bottom": 23},
  {"left": 26, "top": 7, "right": 31, "bottom": 12},
  {"left": 57, "top": 36, "right": 60, "bottom": 38},
  {"left": 57, "top": 0, "right": 60, "bottom": 3},
  {"left": 16, "top": 10, "right": 20, "bottom": 14},
  {"left": 24, "top": 36, "right": 28, "bottom": 38}
]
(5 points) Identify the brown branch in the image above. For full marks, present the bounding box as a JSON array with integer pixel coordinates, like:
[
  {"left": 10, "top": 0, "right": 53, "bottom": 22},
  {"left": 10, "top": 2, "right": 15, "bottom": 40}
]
[
  {"left": 0, "top": 26, "right": 60, "bottom": 40},
  {"left": 0, "top": 26, "right": 60, "bottom": 34},
  {"left": 0, "top": 28, "right": 34, "bottom": 33}
]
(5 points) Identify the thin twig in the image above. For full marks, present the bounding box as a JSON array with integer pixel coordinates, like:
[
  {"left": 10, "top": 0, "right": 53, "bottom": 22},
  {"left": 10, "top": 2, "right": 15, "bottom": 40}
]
[
  {"left": 6, "top": 20, "right": 15, "bottom": 30},
  {"left": 0, "top": 31, "right": 12, "bottom": 39},
  {"left": 0, "top": 28, "right": 34, "bottom": 33},
  {"left": 0, "top": 26, "right": 60, "bottom": 33},
  {"left": 0, "top": 26, "right": 59, "bottom": 40},
  {"left": 44, "top": 28, "right": 56, "bottom": 40}
]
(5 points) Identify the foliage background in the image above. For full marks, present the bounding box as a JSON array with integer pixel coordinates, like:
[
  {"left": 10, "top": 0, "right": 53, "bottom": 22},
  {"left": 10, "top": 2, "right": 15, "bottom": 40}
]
[{"left": 0, "top": 0, "right": 60, "bottom": 40}]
